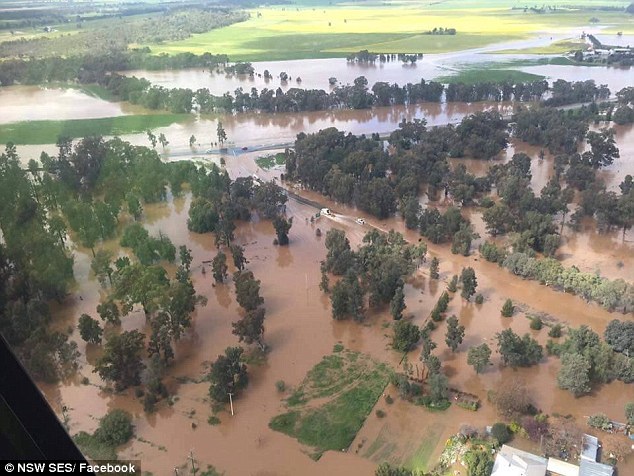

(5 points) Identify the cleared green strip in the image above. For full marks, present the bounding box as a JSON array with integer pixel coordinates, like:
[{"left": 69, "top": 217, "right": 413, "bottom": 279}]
[
  {"left": 436, "top": 69, "right": 545, "bottom": 85},
  {"left": 0, "top": 114, "right": 189, "bottom": 145}
]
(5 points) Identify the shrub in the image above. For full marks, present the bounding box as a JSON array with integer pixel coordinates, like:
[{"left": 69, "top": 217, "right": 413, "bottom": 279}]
[
  {"left": 385, "top": 394, "right": 394, "bottom": 404},
  {"left": 588, "top": 413, "right": 612, "bottom": 430},
  {"left": 491, "top": 422, "right": 511, "bottom": 444},
  {"left": 501, "top": 299, "right": 514, "bottom": 317},
  {"left": 375, "top": 409, "right": 386, "bottom": 418},
  {"left": 548, "top": 324, "right": 563, "bottom": 338},
  {"left": 275, "top": 380, "right": 286, "bottom": 392},
  {"left": 207, "top": 415, "right": 221, "bottom": 425},
  {"left": 475, "top": 294, "right": 484, "bottom": 305},
  {"left": 530, "top": 317, "right": 543, "bottom": 330},
  {"left": 95, "top": 410, "right": 134, "bottom": 446}
]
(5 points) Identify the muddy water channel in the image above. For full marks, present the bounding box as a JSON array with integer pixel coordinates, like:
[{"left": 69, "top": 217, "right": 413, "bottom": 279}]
[{"left": 38, "top": 141, "right": 634, "bottom": 474}]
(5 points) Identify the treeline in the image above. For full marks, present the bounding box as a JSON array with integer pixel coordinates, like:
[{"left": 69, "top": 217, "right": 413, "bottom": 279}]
[
  {"left": 0, "top": 49, "right": 229, "bottom": 86},
  {"left": 543, "top": 79, "right": 610, "bottom": 107},
  {"left": 346, "top": 50, "right": 424, "bottom": 63},
  {"left": 320, "top": 229, "right": 426, "bottom": 321},
  {"left": 480, "top": 244, "right": 633, "bottom": 313},
  {"left": 0, "top": 9, "right": 248, "bottom": 59},
  {"left": 613, "top": 86, "right": 634, "bottom": 124},
  {"left": 1, "top": 133, "right": 293, "bottom": 407},
  {"left": 285, "top": 112, "right": 508, "bottom": 216}
]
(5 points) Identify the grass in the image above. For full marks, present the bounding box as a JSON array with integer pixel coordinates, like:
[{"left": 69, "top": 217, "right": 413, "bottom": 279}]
[
  {"left": 0, "top": 114, "right": 189, "bottom": 145},
  {"left": 145, "top": 4, "right": 633, "bottom": 61},
  {"left": 255, "top": 153, "right": 285, "bottom": 170},
  {"left": 406, "top": 424, "right": 445, "bottom": 470},
  {"left": 269, "top": 349, "right": 391, "bottom": 453},
  {"left": 436, "top": 69, "right": 545, "bottom": 85},
  {"left": 491, "top": 39, "right": 589, "bottom": 55},
  {"left": 73, "top": 431, "right": 118, "bottom": 460}
]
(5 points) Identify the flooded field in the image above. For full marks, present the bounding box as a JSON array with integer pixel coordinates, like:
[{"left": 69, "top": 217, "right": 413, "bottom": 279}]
[
  {"left": 124, "top": 31, "right": 634, "bottom": 97},
  {"left": 0, "top": 86, "right": 144, "bottom": 124},
  {"left": 35, "top": 140, "right": 634, "bottom": 474}
]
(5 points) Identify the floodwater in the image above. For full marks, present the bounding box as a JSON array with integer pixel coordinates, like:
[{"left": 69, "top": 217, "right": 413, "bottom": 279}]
[
  {"left": 0, "top": 86, "right": 145, "bottom": 124},
  {"left": 34, "top": 144, "right": 634, "bottom": 475},
  {"left": 123, "top": 29, "right": 634, "bottom": 97}
]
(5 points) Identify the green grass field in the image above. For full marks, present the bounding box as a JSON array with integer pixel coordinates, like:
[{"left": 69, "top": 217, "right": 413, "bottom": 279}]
[
  {"left": 145, "top": 2, "right": 633, "bottom": 61},
  {"left": 269, "top": 349, "right": 391, "bottom": 454},
  {"left": 491, "top": 39, "right": 589, "bottom": 55},
  {"left": 436, "top": 69, "right": 545, "bottom": 84},
  {"left": 0, "top": 114, "right": 189, "bottom": 145},
  {"left": 255, "top": 153, "right": 286, "bottom": 169}
]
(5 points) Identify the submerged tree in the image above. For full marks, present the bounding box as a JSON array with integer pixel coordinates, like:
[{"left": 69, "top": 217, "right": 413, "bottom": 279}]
[
  {"left": 272, "top": 215, "right": 293, "bottom": 245},
  {"left": 445, "top": 315, "right": 465, "bottom": 352},
  {"left": 78, "top": 314, "right": 102, "bottom": 344},
  {"left": 212, "top": 251, "right": 228, "bottom": 283},
  {"left": 94, "top": 330, "right": 146, "bottom": 390},
  {"left": 232, "top": 307, "right": 266, "bottom": 350},
  {"left": 467, "top": 343, "right": 491, "bottom": 373},
  {"left": 208, "top": 347, "right": 248, "bottom": 403},
  {"left": 390, "top": 284, "right": 406, "bottom": 320}
]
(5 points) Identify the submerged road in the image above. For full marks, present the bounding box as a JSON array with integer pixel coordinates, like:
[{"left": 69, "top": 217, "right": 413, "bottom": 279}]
[{"left": 161, "top": 97, "right": 615, "bottom": 162}]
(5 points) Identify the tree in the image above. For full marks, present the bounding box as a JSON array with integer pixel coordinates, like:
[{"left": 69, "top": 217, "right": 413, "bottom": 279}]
[
  {"left": 460, "top": 267, "right": 477, "bottom": 301},
  {"left": 95, "top": 409, "right": 134, "bottom": 446},
  {"left": 233, "top": 270, "right": 264, "bottom": 311},
  {"left": 113, "top": 264, "right": 169, "bottom": 317},
  {"left": 179, "top": 245, "right": 193, "bottom": 272},
  {"left": 625, "top": 402, "right": 634, "bottom": 426},
  {"left": 429, "top": 257, "right": 440, "bottom": 279},
  {"left": 586, "top": 128, "right": 619, "bottom": 168},
  {"left": 97, "top": 300, "right": 121, "bottom": 325},
  {"left": 483, "top": 203, "right": 513, "bottom": 236},
  {"left": 212, "top": 251, "right": 228, "bottom": 283},
  {"left": 390, "top": 284, "right": 406, "bottom": 320},
  {"left": 491, "top": 422, "right": 511, "bottom": 444},
  {"left": 392, "top": 321, "right": 420, "bottom": 352},
  {"left": 494, "top": 378, "right": 532, "bottom": 418},
  {"left": 272, "top": 215, "right": 292, "bottom": 245},
  {"left": 445, "top": 315, "right": 465, "bottom": 352},
  {"left": 78, "top": 314, "right": 102, "bottom": 344},
  {"left": 189, "top": 135, "right": 196, "bottom": 147},
  {"left": 463, "top": 449, "right": 493, "bottom": 476},
  {"left": 91, "top": 249, "right": 114, "bottom": 286},
  {"left": 94, "top": 330, "right": 145, "bottom": 390},
  {"left": 501, "top": 298, "right": 514, "bottom": 317},
  {"left": 330, "top": 274, "right": 364, "bottom": 321},
  {"left": 467, "top": 344, "right": 491, "bottom": 373},
  {"left": 230, "top": 244, "right": 248, "bottom": 271},
  {"left": 232, "top": 307, "right": 266, "bottom": 350},
  {"left": 158, "top": 133, "right": 169, "bottom": 149},
  {"left": 146, "top": 130, "right": 157, "bottom": 148},
  {"left": 448, "top": 275, "right": 458, "bottom": 292},
  {"left": 217, "top": 121, "right": 227, "bottom": 147},
  {"left": 427, "top": 372, "right": 449, "bottom": 404},
  {"left": 208, "top": 347, "right": 248, "bottom": 403},
  {"left": 496, "top": 328, "right": 543, "bottom": 367},
  {"left": 324, "top": 229, "right": 355, "bottom": 275},
  {"left": 126, "top": 193, "right": 143, "bottom": 221},
  {"left": 557, "top": 353, "right": 591, "bottom": 396},
  {"left": 375, "top": 463, "right": 412, "bottom": 476}
]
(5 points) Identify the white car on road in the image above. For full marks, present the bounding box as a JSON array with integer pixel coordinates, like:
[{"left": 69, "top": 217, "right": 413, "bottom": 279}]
[{"left": 356, "top": 218, "right": 366, "bottom": 225}]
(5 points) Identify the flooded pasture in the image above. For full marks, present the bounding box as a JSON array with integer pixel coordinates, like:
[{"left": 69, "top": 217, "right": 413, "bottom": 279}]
[
  {"left": 35, "top": 144, "right": 634, "bottom": 474},
  {"left": 0, "top": 86, "right": 145, "bottom": 124}
]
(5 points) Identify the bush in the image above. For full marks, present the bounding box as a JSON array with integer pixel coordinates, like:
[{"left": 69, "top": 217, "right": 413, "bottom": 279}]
[
  {"left": 475, "top": 294, "right": 484, "bottom": 305},
  {"left": 501, "top": 299, "right": 514, "bottom": 317},
  {"left": 491, "top": 422, "right": 511, "bottom": 444},
  {"left": 385, "top": 394, "right": 394, "bottom": 404},
  {"left": 375, "top": 409, "right": 386, "bottom": 418},
  {"left": 207, "top": 415, "right": 221, "bottom": 425},
  {"left": 530, "top": 317, "right": 543, "bottom": 330},
  {"left": 548, "top": 324, "right": 563, "bottom": 338},
  {"left": 588, "top": 413, "right": 612, "bottom": 430},
  {"left": 95, "top": 409, "right": 134, "bottom": 446},
  {"left": 275, "top": 380, "right": 286, "bottom": 392}
]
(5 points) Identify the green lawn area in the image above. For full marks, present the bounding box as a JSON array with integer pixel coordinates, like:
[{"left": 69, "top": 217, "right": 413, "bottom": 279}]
[
  {"left": 0, "top": 114, "right": 189, "bottom": 145},
  {"left": 255, "top": 153, "right": 286, "bottom": 170},
  {"left": 144, "top": 3, "right": 633, "bottom": 61},
  {"left": 491, "top": 39, "right": 589, "bottom": 55},
  {"left": 269, "top": 349, "right": 391, "bottom": 454},
  {"left": 436, "top": 69, "right": 545, "bottom": 85}
]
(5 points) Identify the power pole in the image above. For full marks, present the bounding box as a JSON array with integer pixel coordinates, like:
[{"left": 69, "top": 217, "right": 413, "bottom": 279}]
[
  {"left": 188, "top": 450, "right": 197, "bottom": 474},
  {"left": 228, "top": 392, "right": 234, "bottom": 416}
]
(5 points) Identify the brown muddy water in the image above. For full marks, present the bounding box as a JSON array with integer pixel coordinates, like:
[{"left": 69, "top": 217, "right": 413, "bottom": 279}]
[
  {"left": 0, "top": 86, "right": 145, "bottom": 124},
  {"left": 36, "top": 147, "right": 634, "bottom": 475},
  {"left": 122, "top": 29, "right": 633, "bottom": 97}
]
